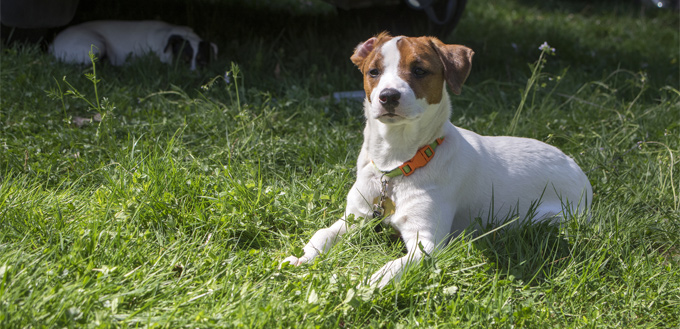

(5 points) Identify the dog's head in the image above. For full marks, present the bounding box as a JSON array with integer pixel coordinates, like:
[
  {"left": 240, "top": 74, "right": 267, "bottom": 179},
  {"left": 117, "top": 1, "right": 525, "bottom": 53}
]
[
  {"left": 351, "top": 33, "right": 473, "bottom": 124},
  {"left": 164, "top": 34, "right": 218, "bottom": 70}
]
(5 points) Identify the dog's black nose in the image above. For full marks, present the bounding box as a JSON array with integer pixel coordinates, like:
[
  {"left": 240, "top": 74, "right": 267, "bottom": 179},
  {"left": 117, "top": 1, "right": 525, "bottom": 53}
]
[{"left": 378, "top": 88, "right": 400, "bottom": 109}]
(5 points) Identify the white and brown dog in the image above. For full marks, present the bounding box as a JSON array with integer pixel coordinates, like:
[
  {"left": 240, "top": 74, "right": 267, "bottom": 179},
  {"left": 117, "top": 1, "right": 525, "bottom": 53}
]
[
  {"left": 282, "top": 33, "right": 592, "bottom": 288},
  {"left": 50, "top": 20, "right": 217, "bottom": 70}
]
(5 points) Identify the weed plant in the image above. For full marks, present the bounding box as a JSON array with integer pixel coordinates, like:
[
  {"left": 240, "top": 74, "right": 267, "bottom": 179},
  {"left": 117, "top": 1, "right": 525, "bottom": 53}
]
[{"left": 1, "top": 0, "right": 678, "bottom": 327}]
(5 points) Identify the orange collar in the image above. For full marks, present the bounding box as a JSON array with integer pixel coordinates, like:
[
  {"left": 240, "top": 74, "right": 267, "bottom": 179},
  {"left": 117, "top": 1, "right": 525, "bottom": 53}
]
[{"left": 373, "top": 137, "right": 444, "bottom": 177}]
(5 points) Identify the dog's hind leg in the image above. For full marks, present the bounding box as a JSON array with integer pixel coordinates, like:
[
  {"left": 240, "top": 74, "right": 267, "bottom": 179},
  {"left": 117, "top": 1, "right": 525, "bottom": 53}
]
[{"left": 53, "top": 31, "right": 106, "bottom": 65}]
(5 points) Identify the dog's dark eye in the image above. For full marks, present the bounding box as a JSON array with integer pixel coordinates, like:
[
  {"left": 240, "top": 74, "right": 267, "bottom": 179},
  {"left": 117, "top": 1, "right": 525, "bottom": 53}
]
[
  {"left": 368, "top": 68, "right": 380, "bottom": 78},
  {"left": 413, "top": 67, "right": 427, "bottom": 77}
]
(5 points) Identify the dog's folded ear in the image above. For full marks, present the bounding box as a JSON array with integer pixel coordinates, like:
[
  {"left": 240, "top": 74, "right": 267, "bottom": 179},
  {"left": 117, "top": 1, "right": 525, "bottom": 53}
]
[
  {"left": 164, "top": 34, "right": 185, "bottom": 54},
  {"left": 350, "top": 32, "right": 391, "bottom": 71},
  {"left": 350, "top": 37, "right": 376, "bottom": 69},
  {"left": 430, "top": 39, "right": 474, "bottom": 95}
]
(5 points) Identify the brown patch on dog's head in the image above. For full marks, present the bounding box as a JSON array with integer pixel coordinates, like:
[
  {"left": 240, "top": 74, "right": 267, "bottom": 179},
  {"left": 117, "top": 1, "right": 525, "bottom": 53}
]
[
  {"left": 350, "top": 32, "right": 393, "bottom": 70},
  {"left": 165, "top": 34, "right": 194, "bottom": 65},
  {"left": 350, "top": 32, "right": 394, "bottom": 101},
  {"left": 395, "top": 36, "right": 449, "bottom": 104},
  {"left": 428, "top": 38, "right": 474, "bottom": 95}
]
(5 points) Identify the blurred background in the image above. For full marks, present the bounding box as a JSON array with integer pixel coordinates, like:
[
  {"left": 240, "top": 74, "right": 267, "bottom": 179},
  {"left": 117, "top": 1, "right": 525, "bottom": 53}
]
[{"left": 1, "top": 0, "right": 678, "bottom": 93}]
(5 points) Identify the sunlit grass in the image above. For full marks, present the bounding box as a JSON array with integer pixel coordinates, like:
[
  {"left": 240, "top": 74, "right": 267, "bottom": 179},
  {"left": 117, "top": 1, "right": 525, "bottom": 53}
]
[{"left": 1, "top": 0, "right": 678, "bottom": 327}]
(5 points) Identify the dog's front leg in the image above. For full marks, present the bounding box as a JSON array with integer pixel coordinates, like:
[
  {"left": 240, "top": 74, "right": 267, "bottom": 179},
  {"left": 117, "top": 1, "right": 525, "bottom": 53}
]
[
  {"left": 368, "top": 200, "right": 455, "bottom": 288},
  {"left": 281, "top": 218, "right": 349, "bottom": 266},
  {"left": 368, "top": 231, "right": 435, "bottom": 288},
  {"left": 281, "top": 179, "right": 377, "bottom": 267}
]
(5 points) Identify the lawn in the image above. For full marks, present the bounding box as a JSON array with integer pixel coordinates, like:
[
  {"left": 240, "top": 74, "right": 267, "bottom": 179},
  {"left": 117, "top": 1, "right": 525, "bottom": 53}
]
[{"left": 1, "top": 0, "right": 679, "bottom": 327}]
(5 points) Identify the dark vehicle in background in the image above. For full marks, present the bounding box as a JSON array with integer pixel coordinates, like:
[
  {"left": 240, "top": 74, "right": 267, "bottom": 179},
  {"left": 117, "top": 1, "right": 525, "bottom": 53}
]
[
  {"left": 3, "top": 0, "right": 675, "bottom": 43},
  {"left": 2, "top": 0, "right": 467, "bottom": 40},
  {"left": 323, "top": 0, "right": 467, "bottom": 38}
]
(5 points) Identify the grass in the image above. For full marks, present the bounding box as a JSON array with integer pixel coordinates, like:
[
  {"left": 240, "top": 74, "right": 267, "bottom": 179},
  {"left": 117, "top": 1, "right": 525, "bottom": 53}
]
[{"left": 1, "top": 0, "right": 679, "bottom": 327}]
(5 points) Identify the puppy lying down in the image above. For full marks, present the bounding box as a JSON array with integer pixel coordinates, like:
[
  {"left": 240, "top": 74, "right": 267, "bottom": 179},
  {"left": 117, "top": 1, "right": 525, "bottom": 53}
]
[
  {"left": 282, "top": 33, "right": 592, "bottom": 288},
  {"left": 50, "top": 20, "right": 217, "bottom": 70}
]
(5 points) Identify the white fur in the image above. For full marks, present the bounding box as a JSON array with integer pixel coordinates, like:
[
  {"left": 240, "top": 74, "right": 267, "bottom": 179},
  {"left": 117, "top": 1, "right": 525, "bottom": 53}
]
[
  {"left": 50, "top": 20, "right": 217, "bottom": 70},
  {"left": 282, "top": 38, "right": 592, "bottom": 289}
]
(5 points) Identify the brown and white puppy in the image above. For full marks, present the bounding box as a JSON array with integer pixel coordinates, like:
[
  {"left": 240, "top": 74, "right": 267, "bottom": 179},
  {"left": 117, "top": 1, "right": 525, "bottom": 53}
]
[
  {"left": 50, "top": 20, "right": 217, "bottom": 70},
  {"left": 282, "top": 33, "right": 592, "bottom": 288}
]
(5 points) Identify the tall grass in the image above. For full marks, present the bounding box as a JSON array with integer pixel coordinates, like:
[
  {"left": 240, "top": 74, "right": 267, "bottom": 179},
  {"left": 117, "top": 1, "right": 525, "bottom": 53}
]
[{"left": 1, "top": 0, "right": 678, "bottom": 327}]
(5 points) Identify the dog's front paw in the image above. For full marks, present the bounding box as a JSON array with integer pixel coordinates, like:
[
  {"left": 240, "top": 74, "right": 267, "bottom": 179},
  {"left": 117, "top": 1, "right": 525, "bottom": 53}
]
[
  {"left": 279, "top": 255, "right": 309, "bottom": 269},
  {"left": 369, "top": 259, "right": 405, "bottom": 288},
  {"left": 369, "top": 272, "right": 392, "bottom": 289}
]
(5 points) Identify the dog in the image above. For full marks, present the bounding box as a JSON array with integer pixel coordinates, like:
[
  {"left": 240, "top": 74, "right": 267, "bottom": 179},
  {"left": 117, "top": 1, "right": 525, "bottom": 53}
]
[
  {"left": 50, "top": 20, "right": 217, "bottom": 70},
  {"left": 282, "top": 33, "right": 592, "bottom": 288}
]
